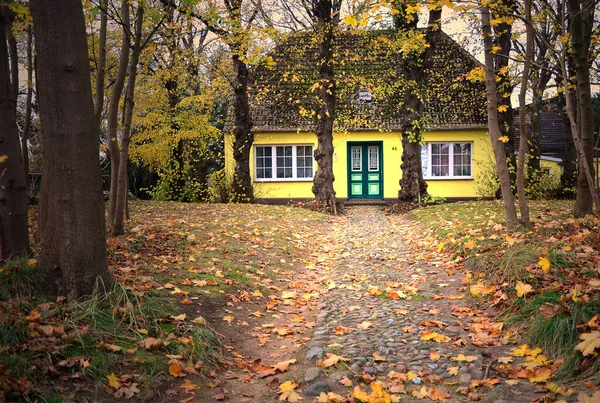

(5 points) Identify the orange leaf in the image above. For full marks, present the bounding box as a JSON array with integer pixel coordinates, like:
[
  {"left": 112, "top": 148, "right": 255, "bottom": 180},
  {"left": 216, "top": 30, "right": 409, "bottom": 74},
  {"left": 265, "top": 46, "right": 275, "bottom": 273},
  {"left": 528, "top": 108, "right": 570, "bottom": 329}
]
[{"left": 169, "top": 362, "right": 186, "bottom": 377}]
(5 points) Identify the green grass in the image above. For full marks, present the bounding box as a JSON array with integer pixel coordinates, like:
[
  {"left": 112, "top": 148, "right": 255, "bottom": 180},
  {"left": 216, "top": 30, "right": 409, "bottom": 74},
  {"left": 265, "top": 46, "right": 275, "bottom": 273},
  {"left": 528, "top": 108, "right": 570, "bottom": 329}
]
[{"left": 508, "top": 292, "right": 600, "bottom": 379}]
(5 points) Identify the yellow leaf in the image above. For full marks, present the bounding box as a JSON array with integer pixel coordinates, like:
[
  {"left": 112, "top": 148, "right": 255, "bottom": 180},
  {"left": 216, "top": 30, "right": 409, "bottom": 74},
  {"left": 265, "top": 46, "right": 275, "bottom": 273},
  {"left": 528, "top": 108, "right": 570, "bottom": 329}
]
[
  {"left": 529, "top": 367, "right": 552, "bottom": 383},
  {"left": 223, "top": 315, "right": 234, "bottom": 323},
  {"left": 192, "top": 316, "right": 206, "bottom": 325},
  {"left": 106, "top": 372, "right": 120, "bottom": 388},
  {"left": 448, "top": 366, "right": 459, "bottom": 375},
  {"left": 497, "top": 356, "right": 513, "bottom": 363},
  {"left": 511, "top": 344, "right": 530, "bottom": 357},
  {"left": 343, "top": 14, "right": 358, "bottom": 27},
  {"left": 171, "top": 313, "right": 186, "bottom": 321},
  {"left": 539, "top": 256, "right": 551, "bottom": 272},
  {"left": 515, "top": 281, "right": 533, "bottom": 297},
  {"left": 0, "top": 155, "right": 7, "bottom": 163},
  {"left": 353, "top": 386, "right": 369, "bottom": 402},
  {"left": 575, "top": 331, "right": 600, "bottom": 356},
  {"left": 464, "top": 239, "right": 476, "bottom": 249},
  {"left": 452, "top": 354, "right": 478, "bottom": 362},
  {"left": 498, "top": 135, "right": 509, "bottom": 143},
  {"left": 497, "top": 105, "right": 508, "bottom": 112},
  {"left": 505, "top": 379, "right": 519, "bottom": 385}
]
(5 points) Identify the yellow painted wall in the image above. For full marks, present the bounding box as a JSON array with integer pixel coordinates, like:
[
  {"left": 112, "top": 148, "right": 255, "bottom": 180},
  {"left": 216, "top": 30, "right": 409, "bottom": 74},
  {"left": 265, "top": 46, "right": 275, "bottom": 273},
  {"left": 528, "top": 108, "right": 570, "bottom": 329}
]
[
  {"left": 422, "top": 131, "right": 490, "bottom": 198},
  {"left": 540, "top": 158, "right": 563, "bottom": 177},
  {"left": 225, "top": 129, "right": 491, "bottom": 199}
]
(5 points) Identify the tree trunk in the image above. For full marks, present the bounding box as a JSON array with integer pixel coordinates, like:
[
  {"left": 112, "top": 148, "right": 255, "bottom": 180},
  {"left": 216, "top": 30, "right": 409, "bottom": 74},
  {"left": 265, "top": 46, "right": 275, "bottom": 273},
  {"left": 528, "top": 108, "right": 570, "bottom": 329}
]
[
  {"left": 113, "top": 4, "right": 143, "bottom": 236},
  {"left": 492, "top": 0, "right": 517, "bottom": 188},
  {"left": 481, "top": 6, "right": 519, "bottom": 231},
  {"left": 94, "top": 0, "right": 107, "bottom": 127},
  {"left": 396, "top": 8, "right": 438, "bottom": 201},
  {"left": 569, "top": 0, "right": 597, "bottom": 216},
  {"left": 516, "top": 0, "right": 532, "bottom": 227},
  {"left": 311, "top": 0, "right": 338, "bottom": 213},
  {"left": 30, "top": 0, "right": 109, "bottom": 298},
  {"left": 0, "top": 7, "right": 30, "bottom": 259},
  {"left": 107, "top": 0, "right": 130, "bottom": 224},
  {"left": 559, "top": 92, "right": 577, "bottom": 193},
  {"left": 230, "top": 50, "right": 254, "bottom": 203},
  {"left": 22, "top": 26, "right": 33, "bottom": 186}
]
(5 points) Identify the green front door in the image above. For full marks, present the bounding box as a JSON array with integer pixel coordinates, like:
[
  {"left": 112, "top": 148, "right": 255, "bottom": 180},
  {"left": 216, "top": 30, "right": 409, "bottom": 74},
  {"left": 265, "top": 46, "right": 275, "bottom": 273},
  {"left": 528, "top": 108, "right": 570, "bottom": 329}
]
[{"left": 348, "top": 142, "right": 383, "bottom": 199}]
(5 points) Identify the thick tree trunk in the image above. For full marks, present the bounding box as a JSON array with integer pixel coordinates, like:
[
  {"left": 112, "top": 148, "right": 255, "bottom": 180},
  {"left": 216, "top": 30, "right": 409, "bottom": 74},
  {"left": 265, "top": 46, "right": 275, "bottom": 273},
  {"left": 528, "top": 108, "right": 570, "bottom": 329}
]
[
  {"left": 481, "top": 6, "right": 519, "bottom": 231},
  {"left": 516, "top": 0, "right": 532, "bottom": 227},
  {"left": 311, "top": 0, "right": 338, "bottom": 213},
  {"left": 22, "top": 27, "right": 33, "bottom": 185},
  {"left": 107, "top": 0, "right": 130, "bottom": 224},
  {"left": 30, "top": 0, "right": 109, "bottom": 298},
  {"left": 113, "top": 5, "right": 143, "bottom": 236},
  {"left": 569, "top": 0, "right": 597, "bottom": 216},
  {"left": 0, "top": 8, "right": 30, "bottom": 259},
  {"left": 230, "top": 51, "right": 254, "bottom": 203},
  {"left": 396, "top": 8, "right": 439, "bottom": 201}
]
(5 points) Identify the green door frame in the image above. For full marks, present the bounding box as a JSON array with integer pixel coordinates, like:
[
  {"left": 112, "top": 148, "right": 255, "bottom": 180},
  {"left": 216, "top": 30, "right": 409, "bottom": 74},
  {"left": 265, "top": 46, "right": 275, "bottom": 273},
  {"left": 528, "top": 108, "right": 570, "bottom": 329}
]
[{"left": 347, "top": 141, "right": 384, "bottom": 199}]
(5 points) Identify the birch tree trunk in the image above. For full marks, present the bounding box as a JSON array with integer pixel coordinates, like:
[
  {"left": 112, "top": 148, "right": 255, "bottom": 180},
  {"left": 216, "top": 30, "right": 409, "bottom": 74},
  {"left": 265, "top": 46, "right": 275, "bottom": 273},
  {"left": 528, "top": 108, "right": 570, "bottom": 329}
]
[{"left": 481, "top": 6, "right": 519, "bottom": 231}]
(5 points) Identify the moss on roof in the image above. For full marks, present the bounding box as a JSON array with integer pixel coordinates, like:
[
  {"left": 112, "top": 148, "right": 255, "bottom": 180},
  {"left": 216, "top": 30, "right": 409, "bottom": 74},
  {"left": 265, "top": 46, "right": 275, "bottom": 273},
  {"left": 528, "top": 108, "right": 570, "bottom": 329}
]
[{"left": 226, "top": 29, "right": 487, "bottom": 132}]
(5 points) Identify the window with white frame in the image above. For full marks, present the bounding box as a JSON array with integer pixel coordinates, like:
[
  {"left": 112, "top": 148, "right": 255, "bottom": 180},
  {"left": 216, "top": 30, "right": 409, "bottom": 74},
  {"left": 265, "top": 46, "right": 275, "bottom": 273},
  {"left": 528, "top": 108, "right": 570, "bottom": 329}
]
[
  {"left": 421, "top": 142, "right": 472, "bottom": 179},
  {"left": 255, "top": 145, "right": 314, "bottom": 181}
]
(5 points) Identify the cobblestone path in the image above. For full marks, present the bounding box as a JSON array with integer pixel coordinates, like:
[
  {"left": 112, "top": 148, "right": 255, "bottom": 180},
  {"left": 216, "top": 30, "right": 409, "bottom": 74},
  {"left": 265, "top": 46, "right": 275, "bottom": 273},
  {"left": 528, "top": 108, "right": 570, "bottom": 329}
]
[{"left": 300, "top": 206, "right": 537, "bottom": 402}]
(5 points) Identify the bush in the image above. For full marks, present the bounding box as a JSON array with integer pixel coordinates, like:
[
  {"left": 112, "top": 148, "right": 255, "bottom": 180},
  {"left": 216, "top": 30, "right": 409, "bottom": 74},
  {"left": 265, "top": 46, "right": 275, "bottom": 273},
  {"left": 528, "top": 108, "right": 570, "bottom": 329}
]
[
  {"left": 474, "top": 154, "right": 562, "bottom": 200},
  {"left": 207, "top": 169, "right": 235, "bottom": 203}
]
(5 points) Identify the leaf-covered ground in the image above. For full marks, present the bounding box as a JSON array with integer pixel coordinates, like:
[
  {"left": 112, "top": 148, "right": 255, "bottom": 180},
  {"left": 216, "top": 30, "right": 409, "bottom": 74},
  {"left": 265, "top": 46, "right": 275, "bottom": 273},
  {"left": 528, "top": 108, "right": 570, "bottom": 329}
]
[{"left": 0, "top": 200, "right": 599, "bottom": 402}]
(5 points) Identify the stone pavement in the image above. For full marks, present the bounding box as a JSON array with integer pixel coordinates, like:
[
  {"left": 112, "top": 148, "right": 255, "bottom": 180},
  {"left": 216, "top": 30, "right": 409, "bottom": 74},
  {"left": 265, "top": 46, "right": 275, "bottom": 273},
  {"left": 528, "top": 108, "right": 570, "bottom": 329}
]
[{"left": 300, "top": 206, "right": 536, "bottom": 402}]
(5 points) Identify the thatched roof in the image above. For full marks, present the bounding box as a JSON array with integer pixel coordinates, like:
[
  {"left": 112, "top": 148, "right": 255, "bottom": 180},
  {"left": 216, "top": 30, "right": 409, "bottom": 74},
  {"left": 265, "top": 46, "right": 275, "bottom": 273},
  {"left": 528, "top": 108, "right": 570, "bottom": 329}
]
[{"left": 225, "top": 29, "right": 487, "bottom": 132}]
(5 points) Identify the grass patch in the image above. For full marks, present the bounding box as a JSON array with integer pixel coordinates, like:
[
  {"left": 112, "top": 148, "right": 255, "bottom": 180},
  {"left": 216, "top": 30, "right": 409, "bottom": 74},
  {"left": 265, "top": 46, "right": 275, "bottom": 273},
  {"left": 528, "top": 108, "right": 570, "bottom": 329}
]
[{"left": 510, "top": 296, "right": 600, "bottom": 379}]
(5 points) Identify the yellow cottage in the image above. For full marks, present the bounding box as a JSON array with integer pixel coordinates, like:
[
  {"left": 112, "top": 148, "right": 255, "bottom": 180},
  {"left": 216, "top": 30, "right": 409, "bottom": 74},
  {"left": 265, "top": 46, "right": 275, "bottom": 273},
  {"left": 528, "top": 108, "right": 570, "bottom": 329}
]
[{"left": 225, "top": 30, "right": 500, "bottom": 202}]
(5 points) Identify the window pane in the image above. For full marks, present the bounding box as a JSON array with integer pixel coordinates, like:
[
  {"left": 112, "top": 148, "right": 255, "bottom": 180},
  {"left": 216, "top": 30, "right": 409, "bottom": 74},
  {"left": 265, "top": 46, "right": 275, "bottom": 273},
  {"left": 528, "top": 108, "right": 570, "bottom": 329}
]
[
  {"left": 275, "top": 146, "right": 293, "bottom": 178},
  {"left": 352, "top": 146, "right": 362, "bottom": 171},
  {"left": 421, "top": 145, "right": 428, "bottom": 176},
  {"left": 368, "top": 146, "right": 379, "bottom": 171},
  {"left": 452, "top": 143, "right": 471, "bottom": 177},
  {"left": 255, "top": 146, "right": 272, "bottom": 179},
  {"left": 297, "top": 146, "right": 313, "bottom": 178},
  {"left": 431, "top": 143, "right": 449, "bottom": 177}
]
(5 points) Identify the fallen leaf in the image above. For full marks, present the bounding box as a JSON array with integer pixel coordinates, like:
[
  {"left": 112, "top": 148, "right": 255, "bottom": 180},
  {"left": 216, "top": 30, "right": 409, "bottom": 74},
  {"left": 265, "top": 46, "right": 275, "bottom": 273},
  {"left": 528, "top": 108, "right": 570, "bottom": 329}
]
[
  {"left": 169, "top": 362, "right": 186, "bottom": 377},
  {"left": 274, "top": 359, "right": 297, "bottom": 372},
  {"left": 515, "top": 281, "right": 533, "bottom": 297},
  {"left": 138, "top": 337, "right": 162, "bottom": 350},
  {"left": 107, "top": 372, "right": 120, "bottom": 388},
  {"left": 538, "top": 256, "right": 551, "bottom": 272},
  {"left": 575, "top": 331, "right": 600, "bottom": 356}
]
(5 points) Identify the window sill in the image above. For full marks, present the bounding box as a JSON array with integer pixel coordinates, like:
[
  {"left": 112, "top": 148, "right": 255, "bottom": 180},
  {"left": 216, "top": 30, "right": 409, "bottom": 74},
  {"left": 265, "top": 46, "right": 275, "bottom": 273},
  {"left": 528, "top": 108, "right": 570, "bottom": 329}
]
[
  {"left": 254, "top": 178, "right": 314, "bottom": 183},
  {"left": 424, "top": 177, "right": 473, "bottom": 181}
]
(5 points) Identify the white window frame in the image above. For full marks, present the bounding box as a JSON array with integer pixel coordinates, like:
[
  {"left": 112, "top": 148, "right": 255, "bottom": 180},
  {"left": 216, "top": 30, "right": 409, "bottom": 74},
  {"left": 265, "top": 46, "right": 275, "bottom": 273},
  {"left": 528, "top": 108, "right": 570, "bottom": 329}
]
[
  {"left": 254, "top": 144, "right": 315, "bottom": 182},
  {"left": 421, "top": 142, "right": 473, "bottom": 180}
]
